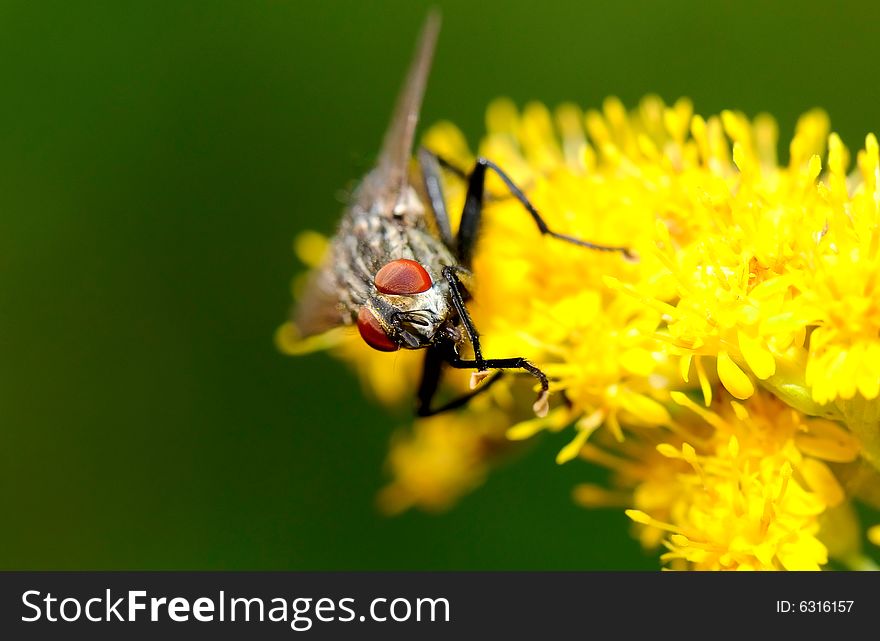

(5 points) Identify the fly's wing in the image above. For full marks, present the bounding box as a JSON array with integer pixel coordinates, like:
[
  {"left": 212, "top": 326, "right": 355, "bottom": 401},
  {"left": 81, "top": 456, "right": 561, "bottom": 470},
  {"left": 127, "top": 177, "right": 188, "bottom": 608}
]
[
  {"left": 356, "top": 10, "right": 441, "bottom": 213},
  {"left": 290, "top": 12, "right": 441, "bottom": 341},
  {"left": 291, "top": 259, "right": 345, "bottom": 339}
]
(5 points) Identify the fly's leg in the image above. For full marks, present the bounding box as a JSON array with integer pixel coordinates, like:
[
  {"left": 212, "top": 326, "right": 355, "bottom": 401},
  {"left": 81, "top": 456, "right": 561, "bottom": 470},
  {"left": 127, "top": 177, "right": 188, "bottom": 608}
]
[
  {"left": 442, "top": 265, "right": 550, "bottom": 416},
  {"left": 417, "top": 147, "right": 455, "bottom": 249},
  {"left": 416, "top": 345, "right": 504, "bottom": 417},
  {"left": 425, "top": 149, "right": 511, "bottom": 205},
  {"left": 446, "top": 354, "right": 549, "bottom": 418},
  {"left": 423, "top": 150, "right": 632, "bottom": 266},
  {"left": 423, "top": 149, "right": 468, "bottom": 180}
]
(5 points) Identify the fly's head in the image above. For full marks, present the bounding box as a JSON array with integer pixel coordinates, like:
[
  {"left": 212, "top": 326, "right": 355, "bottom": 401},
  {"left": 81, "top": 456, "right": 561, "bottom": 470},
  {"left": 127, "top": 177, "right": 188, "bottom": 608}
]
[{"left": 356, "top": 259, "right": 455, "bottom": 352}]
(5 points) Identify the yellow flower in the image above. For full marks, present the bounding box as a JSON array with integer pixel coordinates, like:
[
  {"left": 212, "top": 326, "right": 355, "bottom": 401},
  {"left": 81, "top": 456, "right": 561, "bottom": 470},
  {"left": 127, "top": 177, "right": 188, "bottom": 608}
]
[
  {"left": 282, "top": 94, "right": 880, "bottom": 570},
  {"left": 595, "top": 387, "right": 858, "bottom": 570},
  {"left": 377, "top": 406, "right": 514, "bottom": 515}
]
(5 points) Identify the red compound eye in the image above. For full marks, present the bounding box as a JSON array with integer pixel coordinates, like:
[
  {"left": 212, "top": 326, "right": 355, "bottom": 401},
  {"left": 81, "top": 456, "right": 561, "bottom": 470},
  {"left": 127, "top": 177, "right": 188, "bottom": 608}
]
[
  {"left": 374, "top": 259, "right": 432, "bottom": 295},
  {"left": 357, "top": 306, "right": 398, "bottom": 352}
]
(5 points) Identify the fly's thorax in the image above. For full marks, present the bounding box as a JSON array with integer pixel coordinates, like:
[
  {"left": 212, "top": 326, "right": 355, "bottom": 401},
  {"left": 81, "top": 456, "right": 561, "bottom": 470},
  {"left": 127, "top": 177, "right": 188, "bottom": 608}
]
[
  {"left": 352, "top": 175, "right": 426, "bottom": 230},
  {"left": 382, "top": 183, "right": 427, "bottom": 226}
]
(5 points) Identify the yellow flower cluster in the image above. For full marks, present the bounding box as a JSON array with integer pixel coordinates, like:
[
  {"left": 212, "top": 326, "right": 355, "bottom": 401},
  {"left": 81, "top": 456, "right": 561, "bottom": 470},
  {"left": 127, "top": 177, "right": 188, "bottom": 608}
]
[
  {"left": 578, "top": 389, "right": 860, "bottom": 570},
  {"left": 280, "top": 95, "right": 880, "bottom": 570}
]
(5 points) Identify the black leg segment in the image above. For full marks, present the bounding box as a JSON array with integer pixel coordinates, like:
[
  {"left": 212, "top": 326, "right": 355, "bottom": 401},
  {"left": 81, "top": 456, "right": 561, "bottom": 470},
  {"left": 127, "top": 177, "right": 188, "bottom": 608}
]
[
  {"left": 442, "top": 266, "right": 485, "bottom": 368},
  {"left": 424, "top": 151, "right": 632, "bottom": 266},
  {"left": 445, "top": 354, "right": 549, "bottom": 418},
  {"left": 417, "top": 365, "right": 504, "bottom": 417},
  {"left": 417, "top": 147, "right": 455, "bottom": 249}
]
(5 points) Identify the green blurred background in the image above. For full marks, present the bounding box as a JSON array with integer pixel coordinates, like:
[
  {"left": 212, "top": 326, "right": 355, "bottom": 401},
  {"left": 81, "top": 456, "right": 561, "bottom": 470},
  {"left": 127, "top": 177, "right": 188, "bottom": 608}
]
[{"left": 1, "top": 0, "right": 879, "bottom": 569}]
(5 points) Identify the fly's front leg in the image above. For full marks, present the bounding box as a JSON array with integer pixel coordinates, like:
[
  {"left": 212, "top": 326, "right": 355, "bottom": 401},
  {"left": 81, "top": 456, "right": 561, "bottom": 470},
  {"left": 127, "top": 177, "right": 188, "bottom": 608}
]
[
  {"left": 441, "top": 265, "right": 550, "bottom": 417},
  {"left": 423, "top": 150, "right": 633, "bottom": 267},
  {"left": 446, "top": 354, "right": 550, "bottom": 418},
  {"left": 441, "top": 265, "right": 485, "bottom": 369}
]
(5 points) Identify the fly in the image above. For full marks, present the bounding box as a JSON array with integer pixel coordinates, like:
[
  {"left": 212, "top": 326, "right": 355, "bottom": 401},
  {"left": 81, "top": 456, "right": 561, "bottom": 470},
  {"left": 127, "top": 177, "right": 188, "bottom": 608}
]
[{"left": 291, "top": 11, "right": 630, "bottom": 417}]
